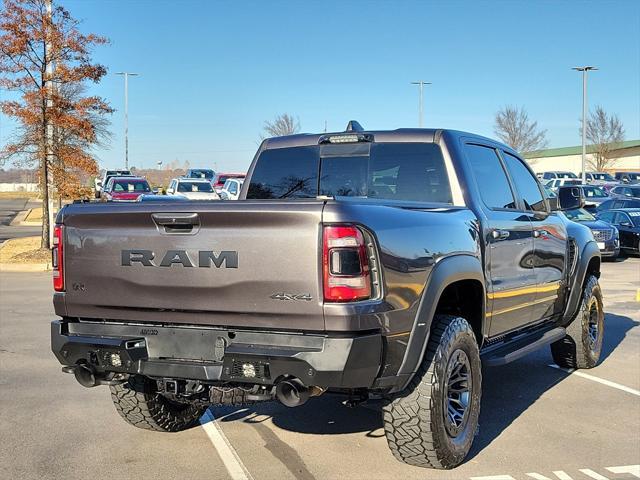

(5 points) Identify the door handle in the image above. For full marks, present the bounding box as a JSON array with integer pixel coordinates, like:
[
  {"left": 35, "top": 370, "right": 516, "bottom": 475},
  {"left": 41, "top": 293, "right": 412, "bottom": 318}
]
[
  {"left": 152, "top": 213, "right": 200, "bottom": 233},
  {"left": 491, "top": 230, "right": 510, "bottom": 240}
]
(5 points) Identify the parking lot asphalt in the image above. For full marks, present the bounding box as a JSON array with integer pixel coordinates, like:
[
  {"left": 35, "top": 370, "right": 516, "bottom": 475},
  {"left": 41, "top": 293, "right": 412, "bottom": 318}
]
[
  {"left": 1, "top": 258, "right": 638, "bottom": 480},
  {"left": 0, "top": 198, "right": 42, "bottom": 243}
]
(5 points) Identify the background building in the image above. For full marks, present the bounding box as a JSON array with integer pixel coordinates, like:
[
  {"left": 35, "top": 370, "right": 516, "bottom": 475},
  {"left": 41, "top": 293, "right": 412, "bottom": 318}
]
[{"left": 525, "top": 140, "right": 640, "bottom": 173}]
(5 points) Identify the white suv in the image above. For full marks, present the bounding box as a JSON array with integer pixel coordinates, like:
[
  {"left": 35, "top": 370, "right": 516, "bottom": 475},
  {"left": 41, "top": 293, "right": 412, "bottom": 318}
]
[{"left": 166, "top": 178, "right": 220, "bottom": 200}]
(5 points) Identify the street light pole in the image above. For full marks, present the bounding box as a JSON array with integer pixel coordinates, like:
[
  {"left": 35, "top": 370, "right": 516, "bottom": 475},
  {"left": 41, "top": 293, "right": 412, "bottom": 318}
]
[
  {"left": 116, "top": 72, "right": 139, "bottom": 169},
  {"left": 411, "top": 81, "right": 431, "bottom": 127},
  {"left": 572, "top": 66, "right": 597, "bottom": 183}
]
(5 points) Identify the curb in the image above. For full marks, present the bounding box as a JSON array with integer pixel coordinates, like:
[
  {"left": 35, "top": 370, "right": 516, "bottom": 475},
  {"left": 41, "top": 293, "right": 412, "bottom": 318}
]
[
  {"left": 0, "top": 262, "right": 51, "bottom": 272},
  {"left": 9, "top": 209, "right": 30, "bottom": 226}
]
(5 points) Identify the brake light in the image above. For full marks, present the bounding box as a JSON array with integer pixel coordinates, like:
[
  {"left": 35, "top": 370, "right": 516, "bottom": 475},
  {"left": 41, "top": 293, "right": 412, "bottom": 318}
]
[
  {"left": 52, "top": 225, "right": 64, "bottom": 292},
  {"left": 323, "top": 225, "right": 371, "bottom": 302}
]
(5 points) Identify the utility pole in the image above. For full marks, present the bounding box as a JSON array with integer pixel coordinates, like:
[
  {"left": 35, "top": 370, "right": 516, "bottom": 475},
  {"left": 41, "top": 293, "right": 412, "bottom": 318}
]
[
  {"left": 411, "top": 81, "right": 431, "bottom": 127},
  {"left": 116, "top": 72, "right": 139, "bottom": 169},
  {"left": 572, "top": 66, "right": 597, "bottom": 183}
]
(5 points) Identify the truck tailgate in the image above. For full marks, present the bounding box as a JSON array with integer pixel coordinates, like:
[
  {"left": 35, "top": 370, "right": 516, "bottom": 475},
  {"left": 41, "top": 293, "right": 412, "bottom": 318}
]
[{"left": 59, "top": 201, "right": 325, "bottom": 331}]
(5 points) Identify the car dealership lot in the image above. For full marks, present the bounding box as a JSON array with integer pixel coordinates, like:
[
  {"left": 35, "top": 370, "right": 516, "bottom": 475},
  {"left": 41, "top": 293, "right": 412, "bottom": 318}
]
[{"left": 1, "top": 259, "right": 638, "bottom": 480}]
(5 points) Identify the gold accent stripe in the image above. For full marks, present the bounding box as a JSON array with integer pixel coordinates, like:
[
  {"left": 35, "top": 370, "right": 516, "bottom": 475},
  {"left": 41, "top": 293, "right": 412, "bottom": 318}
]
[
  {"left": 387, "top": 331, "right": 411, "bottom": 338},
  {"left": 488, "top": 282, "right": 560, "bottom": 300},
  {"left": 486, "top": 295, "right": 557, "bottom": 318}
]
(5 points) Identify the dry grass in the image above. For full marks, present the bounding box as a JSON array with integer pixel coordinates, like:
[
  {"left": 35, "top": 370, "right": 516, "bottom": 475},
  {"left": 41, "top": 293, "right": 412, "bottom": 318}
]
[
  {"left": 0, "top": 191, "right": 40, "bottom": 200},
  {"left": 25, "top": 207, "right": 43, "bottom": 222},
  {"left": 0, "top": 236, "right": 50, "bottom": 264}
]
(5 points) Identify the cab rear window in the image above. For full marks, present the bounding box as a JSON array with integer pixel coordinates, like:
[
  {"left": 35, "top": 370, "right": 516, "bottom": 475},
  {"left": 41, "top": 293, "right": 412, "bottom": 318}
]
[{"left": 247, "top": 142, "right": 452, "bottom": 203}]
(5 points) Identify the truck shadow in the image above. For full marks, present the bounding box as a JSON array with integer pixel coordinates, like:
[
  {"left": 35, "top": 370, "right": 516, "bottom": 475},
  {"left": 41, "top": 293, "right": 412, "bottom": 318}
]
[{"left": 212, "top": 312, "right": 637, "bottom": 461}]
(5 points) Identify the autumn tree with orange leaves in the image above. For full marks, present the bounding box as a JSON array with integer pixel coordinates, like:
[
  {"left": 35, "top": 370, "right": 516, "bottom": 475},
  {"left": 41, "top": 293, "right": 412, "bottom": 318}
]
[{"left": 0, "top": 0, "right": 112, "bottom": 248}]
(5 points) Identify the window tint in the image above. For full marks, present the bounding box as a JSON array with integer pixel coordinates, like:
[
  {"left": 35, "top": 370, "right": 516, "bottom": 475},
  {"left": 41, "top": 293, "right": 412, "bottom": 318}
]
[
  {"left": 598, "top": 211, "right": 614, "bottom": 223},
  {"left": 582, "top": 186, "right": 607, "bottom": 198},
  {"left": 502, "top": 152, "right": 546, "bottom": 212},
  {"left": 465, "top": 144, "right": 516, "bottom": 209},
  {"left": 247, "top": 146, "right": 319, "bottom": 199},
  {"left": 112, "top": 180, "right": 150, "bottom": 192},
  {"left": 177, "top": 181, "right": 213, "bottom": 193},
  {"left": 248, "top": 143, "right": 453, "bottom": 203}
]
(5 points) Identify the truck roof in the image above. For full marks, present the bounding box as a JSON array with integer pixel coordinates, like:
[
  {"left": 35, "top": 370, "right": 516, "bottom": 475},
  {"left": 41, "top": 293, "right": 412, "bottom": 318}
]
[{"left": 261, "top": 127, "right": 513, "bottom": 154}]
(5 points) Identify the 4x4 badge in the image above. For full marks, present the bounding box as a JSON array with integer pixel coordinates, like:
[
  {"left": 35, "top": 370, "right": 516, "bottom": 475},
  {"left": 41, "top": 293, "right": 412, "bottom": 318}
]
[{"left": 270, "top": 293, "right": 313, "bottom": 301}]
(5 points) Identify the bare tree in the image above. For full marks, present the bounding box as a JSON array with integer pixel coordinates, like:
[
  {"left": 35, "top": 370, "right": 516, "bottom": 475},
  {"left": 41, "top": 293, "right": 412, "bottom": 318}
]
[
  {"left": 494, "top": 106, "right": 547, "bottom": 154},
  {"left": 263, "top": 113, "right": 300, "bottom": 138},
  {"left": 583, "top": 106, "right": 625, "bottom": 171}
]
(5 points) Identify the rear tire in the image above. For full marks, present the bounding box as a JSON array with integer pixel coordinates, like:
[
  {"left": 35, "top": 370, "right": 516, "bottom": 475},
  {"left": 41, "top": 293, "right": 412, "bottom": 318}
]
[
  {"left": 383, "top": 315, "right": 481, "bottom": 469},
  {"left": 551, "top": 274, "right": 604, "bottom": 369},
  {"left": 110, "top": 375, "right": 206, "bottom": 432}
]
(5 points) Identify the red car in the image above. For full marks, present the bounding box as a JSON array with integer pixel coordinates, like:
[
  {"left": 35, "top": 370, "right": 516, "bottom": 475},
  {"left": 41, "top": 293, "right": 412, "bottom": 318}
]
[
  {"left": 212, "top": 173, "right": 245, "bottom": 192},
  {"left": 102, "top": 176, "right": 151, "bottom": 202}
]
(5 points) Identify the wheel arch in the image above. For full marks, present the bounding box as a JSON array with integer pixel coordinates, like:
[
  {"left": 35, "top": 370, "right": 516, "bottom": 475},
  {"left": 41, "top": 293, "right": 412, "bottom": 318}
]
[
  {"left": 562, "top": 240, "right": 601, "bottom": 326},
  {"left": 394, "top": 254, "right": 485, "bottom": 392}
]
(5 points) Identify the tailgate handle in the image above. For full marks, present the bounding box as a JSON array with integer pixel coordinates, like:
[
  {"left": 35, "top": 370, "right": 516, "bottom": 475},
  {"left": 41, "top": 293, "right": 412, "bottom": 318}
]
[{"left": 152, "top": 213, "right": 199, "bottom": 233}]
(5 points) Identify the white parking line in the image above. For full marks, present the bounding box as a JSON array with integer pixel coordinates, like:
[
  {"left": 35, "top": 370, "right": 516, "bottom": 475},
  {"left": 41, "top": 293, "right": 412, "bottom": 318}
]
[
  {"left": 200, "top": 409, "right": 254, "bottom": 480},
  {"left": 548, "top": 364, "right": 640, "bottom": 397}
]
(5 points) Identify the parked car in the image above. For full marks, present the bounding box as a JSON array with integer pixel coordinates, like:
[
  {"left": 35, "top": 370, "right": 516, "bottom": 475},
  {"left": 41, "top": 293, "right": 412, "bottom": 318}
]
[
  {"left": 185, "top": 168, "right": 216, "bottom": 181},
  {"left": 219, "top": 178, "right": 244, "bottom": 200},
  {"left": 544, "top": 178, "right": 582, "bottom": 191},
  {"left": 52, "top": 123, "right": 604, "bottom": 470},
  {"left": 212, "top": 172, "right": 245, "bottom": 192},
  {"left": 95, "top": 169, "right": 133, "bottom": 198},
  {"left": 577, "top": 185, "right": 610, "bottom": 210},
  {"left": 614, "top": 171, "right": 640, "bottom": 184},
  {"left": 101, "top": 176, "right": 151, "bottom": 202},
  {"left": 137, "top": 193, "right": 189, "bottom": 202},
  {"left": 539, "top": 171, "right": 578, "bottom": 181},
  {"left": 167, "top": 177, "right": 220, "bottom": 200},
  {"left": 597, "top": 209, "right": 640, "bottom": 255},
  {"left": 563, "top": 208, "right": 619, "bottom": 259},
  {"left": 580, "top": 172, "right": 616, "bottom": 183},
  {"left": 609, "top": 185, "right": 640, "bottom": 199},
  {"left": 597, "top": 197, "right": 640, "bottom": 212}
]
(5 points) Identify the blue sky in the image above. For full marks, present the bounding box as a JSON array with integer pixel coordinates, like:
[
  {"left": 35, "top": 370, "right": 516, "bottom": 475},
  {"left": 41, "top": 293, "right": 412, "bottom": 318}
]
[{"left": 1, "top": 0, "right": 639, "bottom": 172}]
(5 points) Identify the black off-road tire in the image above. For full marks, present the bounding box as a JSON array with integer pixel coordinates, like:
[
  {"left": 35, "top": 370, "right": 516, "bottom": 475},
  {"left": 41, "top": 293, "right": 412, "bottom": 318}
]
[
  {"left": 110, "top": 375, "right": 207, "bottom": 432},
  {"left": 383, "top": 315, "right": 482, "bottom": 469},
  {"left": 551, "top": 274, "right": 604, "bottom": 369}
]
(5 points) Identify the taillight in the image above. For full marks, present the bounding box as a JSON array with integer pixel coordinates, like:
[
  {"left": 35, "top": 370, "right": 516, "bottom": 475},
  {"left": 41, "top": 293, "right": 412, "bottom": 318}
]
[
  {"left": 52, "top": 225, "right": 64, "bottom": 292},
  {"left": 323, "top": 225, "right": 371, "bottom": 302}
]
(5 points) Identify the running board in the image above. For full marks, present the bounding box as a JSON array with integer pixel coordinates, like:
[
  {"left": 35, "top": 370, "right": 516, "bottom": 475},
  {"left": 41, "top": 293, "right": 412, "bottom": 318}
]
[{"left": 482, "top": 327, "right": 566, "bottom": 367}]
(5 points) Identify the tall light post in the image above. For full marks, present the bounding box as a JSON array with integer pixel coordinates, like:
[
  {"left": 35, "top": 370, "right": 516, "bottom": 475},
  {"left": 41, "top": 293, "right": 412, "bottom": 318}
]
[
  {"left": 572, "top": 66, "right": 597, "bottom": 183},
  {"left": 116, "top": 72, "right": 139, "bottom": 169},
  {"left": 411, "top": 81, "right": 431, "bottom": 127}
]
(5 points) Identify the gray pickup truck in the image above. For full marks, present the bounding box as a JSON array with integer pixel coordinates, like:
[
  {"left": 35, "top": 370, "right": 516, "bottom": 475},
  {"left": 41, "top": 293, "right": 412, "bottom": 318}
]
[{"left": 51, "top": 123, "right": 603, "bottom": 469}]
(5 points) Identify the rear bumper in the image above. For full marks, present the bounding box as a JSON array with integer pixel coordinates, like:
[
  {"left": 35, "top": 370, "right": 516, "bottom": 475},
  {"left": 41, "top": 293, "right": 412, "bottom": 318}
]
[{"left": 51, "top": 319, "right": 382, "bottom": 389}]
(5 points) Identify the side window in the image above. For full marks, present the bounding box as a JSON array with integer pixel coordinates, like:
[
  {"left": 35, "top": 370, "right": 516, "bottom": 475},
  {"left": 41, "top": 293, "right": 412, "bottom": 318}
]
[
  {"left": 502, "top": 152, "right": 546, "bottom": 212},
  {"left": 615, "top": 213, "right": 627, "bottom": 225},
  {"left": 599, "top": 211, "right": 614, "bottom": 223},
  {"left": 465, "top": 144, "right": 516, "bottom": 210}
]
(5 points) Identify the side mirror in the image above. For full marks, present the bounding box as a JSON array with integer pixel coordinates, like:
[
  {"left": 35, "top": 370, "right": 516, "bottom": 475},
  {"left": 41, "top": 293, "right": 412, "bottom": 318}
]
[
  {"left": 547, "top": 196, "right": 559, "bottom": 211},
  {"left": 152, "top": 187, "right": 159, "bottom": 194},
  {"left": 557, "top": 186, "right": 585, "bottom": 210},
  {"left": 166, "top": 188, "right": 174, "bottom": 194},
  {"left": 620, "top": 221, "right": 632, "bottom": 228},
  {"left": 96, "top": 181, "right": 102, "bottom": 188}
]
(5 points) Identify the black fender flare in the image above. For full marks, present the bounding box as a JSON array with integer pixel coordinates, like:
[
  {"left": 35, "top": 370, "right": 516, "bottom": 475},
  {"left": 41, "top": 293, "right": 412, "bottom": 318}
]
[
  {"left": 393, "top": 254, "right": 485, "bottom": 392},
  {"left": 562, "top": 240, "right": 600, "bottom": 325}
]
